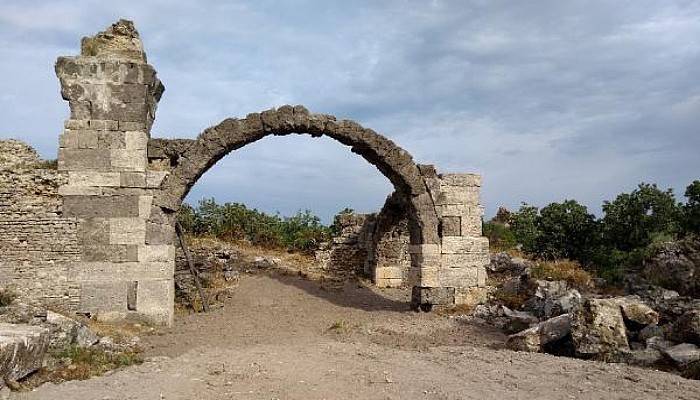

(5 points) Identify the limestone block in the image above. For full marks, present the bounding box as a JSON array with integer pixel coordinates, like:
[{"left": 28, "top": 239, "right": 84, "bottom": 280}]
[
  {"left": 79, "top": 281, "right": 128, "bottom": 315},
  {"left": 408, "top": 244, "right": 441, "bottom": 255},
  {"left": 462, "top": 214, "right": 483, "bottom": 236},
  {"left": 441, "top": 236, "right": 489, "bottom": 254},
  {"left": 138, "top": 245, "right": 175, "bottom": 263},
  {"left": 477, "top": 266, "right": 487, "bottom": 287},
  {"left": 64, "top": 119, "right": 90, "bottom": 130},
  {"left": 136, "top": 279, "right": 174, "bottom": 326},
  {"left": 420, "top": 266, "right": 440, "bottom": 287},
  {"left": 455, "top": 286, "right": 493, "bottom": 307},
  {"left": 87, "top": 120, "right": 119, "bottom": 131},
  {"left": 441, "top": 216, "right": 462, "bottom": 236},
  {"left": 120, "top": 172, "right": 146, "bottom": 187},
  {"left": 375, "top": 267, "right": 403, "bottom": 281},
  {"left": 145, "top": 222, "right": 175, "bottom": 245},
  {"left": 58, "top": 185, "right": 102, "bottom": 196},
  {"left": 60, "top": 130, "right": 98, "bottom": 149},
  {"left": 110, "top": 149, "right": 146, "bottom": 171},
  {"left": 63, "top": 195, "right": 140, "bottom": 218},
  {"left": 439, "top": 174, "right": 481, "bottom": 187},
  {"left": 110, "top": 217, "right": 146, "bottom": 245},
  {"left": 119, "top": 121, "right": 146, "bottom": 131},
  {"left": 0, "top": 324, "right": 50, "bottom": 383},
  {"left": 58, "top": 148, "right": 111, "bottom": 171},
  {"left": 375, "top": 278, "right": 403, "bottom": 288},
  {"left": 439, "top": 266, "right": 479, "bottom": 287},
  {"left": 145, "top": 171, "right": 168, "bottom": 188},
  {"left": 125, "top": 131, "right": 148, "bottom": 150},
  {"left": 436, "top": 185, "right": 480, "bottom": 206},
  {"left": 69, "top": 261, "right": 173, "bottom": 282},
  {"left": 411, "top": 287, "right": 455, "bottom": 307},
  {"left": 68, "top": 171, "right": 120, "bottom": 187},
  {"left": 82, "top": 244, "right": 138, "bottom": 262},
  {"left": 138, "top": 195, "right": 153, "bottom": 218},
  {"left": 441, "top": 253, "right": 490, "bottom": 269}
]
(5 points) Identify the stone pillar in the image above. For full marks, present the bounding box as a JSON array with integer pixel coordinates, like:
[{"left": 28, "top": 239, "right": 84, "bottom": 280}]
[
  {"left": 435, "top": 174, "right": 490, "bottom": 305},
  {"left": 411, "top": 169, "right": 490, "bottom": 310},
  {"left": 55, "top": 20, "right": 173, "bottom": 325}
]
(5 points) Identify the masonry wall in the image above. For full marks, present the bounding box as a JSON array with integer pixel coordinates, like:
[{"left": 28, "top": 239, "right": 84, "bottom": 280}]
[{"left": 0, "top": 140, "right": 81, "bottom": 309}]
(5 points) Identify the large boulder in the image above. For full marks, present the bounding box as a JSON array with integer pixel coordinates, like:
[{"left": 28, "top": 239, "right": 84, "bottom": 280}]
[
  {"left": 45, "top": 311, "right": 99, "bottom": 349},
  {"left": 523, "top": 280, "right": 578, "bottom": 318},
  {"left": 489, "top": 252, "right": 530, "bottom": 275},
  {"left": 610, "top": 296, "right": 659, "bottom": 328},
  {"left": 506, "top": 314, "right": 572, "bottom": 353},
  {"left": 0, "top": 324, "right": 50, "bottom": 386},
  {"left": 669, "top": 310, "right": 700, "bottom": 345},
  {"left": 643, "top": 237, "right": 700, "bottom": 297},
  {"left": 662, "top": 343, "right": 700, "bottom": 367},
  {"left": 571, "top": 298, "right": 629, "bottom": 358}
]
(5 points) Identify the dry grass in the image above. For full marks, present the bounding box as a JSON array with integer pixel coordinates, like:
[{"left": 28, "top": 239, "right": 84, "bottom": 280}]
[
  {"left": 326, "top": 320, "right": 351, "bottom": 334},
  {"left": 0, "top": 288, "right": 17, "bottom": 307},
  {"left": 530, "top": 260, "right": 592, "bottom": 290},
  {"left": 86, "top": 320, "right": 153, "bottom": 345},
  {"left": 491, "top": 290, "right": 531, "bottom": 310}
]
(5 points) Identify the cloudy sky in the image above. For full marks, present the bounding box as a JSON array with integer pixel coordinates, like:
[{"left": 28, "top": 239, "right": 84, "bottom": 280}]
[{"left": 1, "top": 1, "right": 698, "bottom": 222}]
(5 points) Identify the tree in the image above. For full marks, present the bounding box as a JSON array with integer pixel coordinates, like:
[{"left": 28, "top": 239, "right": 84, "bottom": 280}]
[
  {"left": 535, "top": 200, "right": 599, "bottom": 262},
  {"left": 601, "top": 183, "right": 681, "bottom": 251},
  {"left": 509, "top": 204, "right": 541, "bottom": 254},
  {"left": 683, "top": 180, "right": 700, "bottom": 235}
]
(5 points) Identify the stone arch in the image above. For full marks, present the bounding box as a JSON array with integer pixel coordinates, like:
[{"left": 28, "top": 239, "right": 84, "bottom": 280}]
[{"left": 148, "top": 105, "right": 439, "bottom": 256}]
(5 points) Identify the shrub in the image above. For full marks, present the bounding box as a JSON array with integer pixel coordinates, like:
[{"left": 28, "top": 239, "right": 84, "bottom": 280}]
[
  {"left": 601, "top": 183, "right": 681, "bottom": 252},
  {"left": 509, "top": 204, "right": 541, "bottom": 254},
  {"left": 683, "top": 180, "right": 700, "bottom": 235},
  {"left": 177, "top": 198, "right": 332, "bottom": 253},
  {"left": 530, "top": 260, "right": 592, "bottom": 289},
  {"left": 0, "top": 288, "right": 16, "bottom": 306},
  {"left": 534, "top": 200, "right": 599, "bottom": 263},
  {"left": 483, "top": 221, "right": 516, "bottom": 251}
]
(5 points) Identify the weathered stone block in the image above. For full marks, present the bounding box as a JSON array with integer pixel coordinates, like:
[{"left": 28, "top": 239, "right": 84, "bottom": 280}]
[
  {"left": 60, "top": 130, "right": 98, "bottom": 149},
  {"left": 441, "top": 236, "right": 489, "bottom": 254},
  {"left": 411, "top": 287, "right": 455, "bottom": 308},
  {"left": 439, "top": 266, "right": 479, "bottom": 287},
  {"left": 138, "top": 245, "right": 175, "bottom": 263},
  {"left": 0, "top": 324, "right": 50, "bottom": 383},
  {"left": 63, "top": 195, "right": 140, "bottom": 218},
  {"left": 436, "top": 185, "right": 480, "bottom": 206},
  {"left": 120, "top": 172, "right": 146, "bottom": 187},
  {"left": 110, "top": 149, "right": 146, "bottom": 171},
  {"left": 375, "top": 267, "right": 403, "bottom": 280},
  {"left": 79, "top": 281, "right": 128, "bottom": 315},
  {"left": 58, "top": 185, "right": 103, "bottom": 196},
  {"left": 441, "top": 253, "right": 489, "bottom": 269},
  {"left": 136, "top": 279, "right": 174, "bottom": 326},
  {"left": 109, "top": 217, "right": 146, "bottom": 245},
  {"left": 145, "top": 222, "right": 174, "bottom": 245},
  {"left": 138, "top": 195, "right": 153, "bottom": 218},
  {"left": 441, "top": 216, "right": 461, "bottom": 236},
  {"left": 439, "top": 173, "right": 481, "bottom": 187},
  {"left": 145, "top": 171, "right": 168, "bottom": 188},
  {"left": 125, "top": 131, "right": 148, "bottom": 149},
  {"left": 82, "top": 244, "right": 138, "bottom": 262},
  {"left": 58, "top": 148, "right": 111, "bottom": 171},
  {"left": 68, "top": 171, "right": 120, "bottom": 187}
]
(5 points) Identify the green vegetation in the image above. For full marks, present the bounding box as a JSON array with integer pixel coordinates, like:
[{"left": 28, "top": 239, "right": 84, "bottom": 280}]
[
  {"left": 0, "top": 288, "right": 16, "bottom": 307},
  {"left": 177, "top": 198, "right": 334, "bottom": 253},
  {"left": 484, "top": 180, "right": 700, "bottom": 285}
]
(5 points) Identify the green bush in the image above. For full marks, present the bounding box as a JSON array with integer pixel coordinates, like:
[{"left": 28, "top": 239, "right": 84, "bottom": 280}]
[
  {"left": 483, "top": 220, "right": 516, "bottom": 251},
  {"left": 509, "top": 204, "right": 541, "bottom": 254},
  {"left": 683, "top": 180, "right": 700, "bottom": 235},
  {"left": 535, "top": 200, "right": 599, "bottom": 262},
  {"left": 601, "top": 183, "right": 681, "bottom": 252},
  {"left": 176, "top": 198, "right": 332, "bottom": 253}
]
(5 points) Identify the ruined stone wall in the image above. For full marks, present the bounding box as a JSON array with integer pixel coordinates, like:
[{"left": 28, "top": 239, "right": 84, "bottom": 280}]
[
  {"left": 315, "top": 213, "right": 376, "bottom": 280},
  {"left": 320, "top": 170, "right": 490, "bottom": 300},
  {"left": 0, "top": 140, "right": 81, "bottom": 309}
]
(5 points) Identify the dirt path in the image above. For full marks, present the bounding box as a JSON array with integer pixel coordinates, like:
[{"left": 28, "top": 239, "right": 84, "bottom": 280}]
[{"left": 17, "top": 273, "right": 700, "bottom": 400}]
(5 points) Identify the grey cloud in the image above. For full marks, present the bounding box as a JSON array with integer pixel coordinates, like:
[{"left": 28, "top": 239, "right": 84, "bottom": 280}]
[{"left": 1, "top": 0, "right": 698, "bottom": 221}]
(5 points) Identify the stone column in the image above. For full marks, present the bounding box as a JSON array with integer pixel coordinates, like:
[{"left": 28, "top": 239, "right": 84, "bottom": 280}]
[
  {"left": 435, "top": 174, "right": 490, "bottom": 304},
  {"left": 55, "top": 20, "right": 173, "bottom": 325}
]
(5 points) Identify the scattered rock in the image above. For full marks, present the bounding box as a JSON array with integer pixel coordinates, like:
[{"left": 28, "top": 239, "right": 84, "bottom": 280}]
[
  {"left": 638, "top": 324, "right": 664, "bottom": 342},
  {"left": 646, "top": 336, "right": 674, "bottom": 351},
  {"left": 502, "top": 307, "right": 538, "bottom": 334},
  {"left": 0, "top": 323, "right": 50, "bottom": 385},
  {"left": 611, "top": 296, "right": 659, "bottom": 328},
  {"left": 506, "top": 314, "right": 571, "bottom": 353},
  {"left": 543, "top": 289, "right": 582, "bottom": 319},
  {"left": 643, "top": 237, "right": 700, "bottom": 298},
  {"left": 619, "top": 348, "right": 664, "bottom": 367},
  {"left": 45, "top": 311, "right": 98, "bottom": 348},
  {"left": 571, "top": 298, "right": 629, "bottom": 357},
  {"left": 669, "top": 310, "right": 700, "bottom": 345},
  {"left": 523, "top": 280, "right": 570, "bottom": 318},
  {"left": 489, "top": 252, "right": 530, "bottom": 274},
  {"left": 662, "top": 343, "right": 700, "bottom": 367}
]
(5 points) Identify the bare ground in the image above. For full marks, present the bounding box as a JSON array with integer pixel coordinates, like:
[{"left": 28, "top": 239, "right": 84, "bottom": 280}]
[{"left": 16, "top": 271, "right": 700, "bottom": 400}]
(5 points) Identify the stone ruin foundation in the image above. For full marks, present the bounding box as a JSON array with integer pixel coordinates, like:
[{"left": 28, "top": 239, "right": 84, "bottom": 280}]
[{"left": 0, "top": 20, "right": 489, "bottom": 325}]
